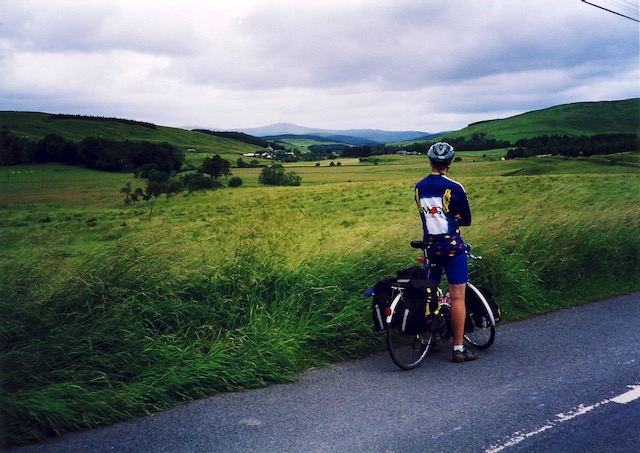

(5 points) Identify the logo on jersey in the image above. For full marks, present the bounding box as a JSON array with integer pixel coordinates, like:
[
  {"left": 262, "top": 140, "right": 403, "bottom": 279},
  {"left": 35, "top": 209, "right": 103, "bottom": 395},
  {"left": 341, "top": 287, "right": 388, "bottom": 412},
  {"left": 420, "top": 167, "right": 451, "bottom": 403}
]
[{"left": 443, "top": 189, "right": 451, "bottom": 213}]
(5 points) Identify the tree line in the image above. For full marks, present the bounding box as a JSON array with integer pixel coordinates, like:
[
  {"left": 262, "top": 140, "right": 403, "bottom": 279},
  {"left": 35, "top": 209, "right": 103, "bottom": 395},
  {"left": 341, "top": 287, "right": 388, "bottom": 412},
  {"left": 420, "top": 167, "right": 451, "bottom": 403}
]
[
  {"left": 1, "top": 127, "right": 301, "bottom": 201},
  {"left": 121, "top": 157, "right": 299, "bottom": 204},
  {"left": 48, "top": 114, "right": 157, "bottom": 129},
  {"left": 342, "top": 133, "right": 638, "bottom": 159},
  {"left": 119, "top": 153, "right": 249, "bottom": 204},
  {"left": 0, "top": 128, "right": 184, "bottom": 175},
  {"left": 505, "top": 134, "right": 639, "bottom": 159},
  {"left": 445, "top": 134, "right": 511, "bottom": 151}
]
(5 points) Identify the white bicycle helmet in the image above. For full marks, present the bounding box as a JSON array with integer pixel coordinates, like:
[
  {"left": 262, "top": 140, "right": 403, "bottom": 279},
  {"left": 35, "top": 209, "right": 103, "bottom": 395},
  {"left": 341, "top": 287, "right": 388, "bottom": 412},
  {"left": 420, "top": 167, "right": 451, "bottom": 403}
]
[{"left": 427, "top": 142, "right": 455, "bottom": 161}]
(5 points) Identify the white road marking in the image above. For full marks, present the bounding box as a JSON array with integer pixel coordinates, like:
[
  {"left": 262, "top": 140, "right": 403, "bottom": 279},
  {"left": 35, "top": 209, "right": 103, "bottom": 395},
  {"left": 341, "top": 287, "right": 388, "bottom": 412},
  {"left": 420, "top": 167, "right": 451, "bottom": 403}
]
[
  {"left": 611, "top": 384, "right": 640, "bottom": 404},
  {"left": 486, "top": 383, "right": 640, "bottom": 453},
  {"left": 555, "top": 400, "right": 606, "bottom": 422},
  {"left": 238, "top": 417, "right": 263, "bottom": 426}
]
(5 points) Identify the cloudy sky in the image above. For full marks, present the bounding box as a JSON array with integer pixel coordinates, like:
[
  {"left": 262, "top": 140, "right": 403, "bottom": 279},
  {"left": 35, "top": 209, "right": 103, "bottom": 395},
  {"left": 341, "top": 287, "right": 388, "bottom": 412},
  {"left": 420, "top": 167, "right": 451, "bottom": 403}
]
[{"left": 1, "top": 0, "right": 638, "bottom": 133}]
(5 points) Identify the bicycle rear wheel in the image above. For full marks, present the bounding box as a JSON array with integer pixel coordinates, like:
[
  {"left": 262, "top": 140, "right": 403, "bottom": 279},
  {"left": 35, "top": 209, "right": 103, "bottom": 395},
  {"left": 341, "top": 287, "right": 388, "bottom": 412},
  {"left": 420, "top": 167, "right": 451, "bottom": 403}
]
[
  {"left": 464, "top": 283, "right": 496, "bottom": 350},
  {"left": 386, "top": 293, "right": 431, "bottom": 370}
]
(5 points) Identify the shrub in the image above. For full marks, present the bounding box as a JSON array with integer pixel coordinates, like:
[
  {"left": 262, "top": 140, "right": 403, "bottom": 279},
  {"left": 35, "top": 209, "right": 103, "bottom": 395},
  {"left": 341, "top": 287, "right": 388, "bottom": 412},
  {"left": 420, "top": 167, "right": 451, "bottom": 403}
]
[
  {"left": 181, "top": 173, "right": 222, "bottom": 192},
  {"left": 228, "top": 176, "right": 243, "bottom": 188}
]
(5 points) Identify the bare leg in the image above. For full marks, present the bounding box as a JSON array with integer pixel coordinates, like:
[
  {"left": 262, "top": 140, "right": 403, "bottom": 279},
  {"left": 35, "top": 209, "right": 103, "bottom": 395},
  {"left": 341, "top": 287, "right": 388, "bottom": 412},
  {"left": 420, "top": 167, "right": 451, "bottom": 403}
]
[
  {"left": 449, "top": 282, "right": 478, "bottom": 362},
  {"left": 448, "top": 283, "right": 467, "bottom": 347}
]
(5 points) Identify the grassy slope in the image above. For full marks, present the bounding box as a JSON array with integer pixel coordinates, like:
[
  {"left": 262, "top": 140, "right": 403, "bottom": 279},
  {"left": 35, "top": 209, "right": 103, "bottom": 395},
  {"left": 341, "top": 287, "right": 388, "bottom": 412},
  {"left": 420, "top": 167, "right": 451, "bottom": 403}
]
[
  {"left": 442, "top": 98, "right": 640, "bottom": 142},
  {"left": 0, "top": 111, "right": 260, "bottom": 158}
]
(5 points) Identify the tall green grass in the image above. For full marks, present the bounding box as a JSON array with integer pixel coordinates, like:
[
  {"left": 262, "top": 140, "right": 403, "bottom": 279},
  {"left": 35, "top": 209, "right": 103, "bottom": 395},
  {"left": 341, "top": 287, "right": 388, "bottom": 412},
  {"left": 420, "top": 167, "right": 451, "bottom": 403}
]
[
  {"left": 0, "top": 240, "right": 393, "bottom": 445},
  {"left": 1, "top": 157, "right": 639, "bottom": 446}
]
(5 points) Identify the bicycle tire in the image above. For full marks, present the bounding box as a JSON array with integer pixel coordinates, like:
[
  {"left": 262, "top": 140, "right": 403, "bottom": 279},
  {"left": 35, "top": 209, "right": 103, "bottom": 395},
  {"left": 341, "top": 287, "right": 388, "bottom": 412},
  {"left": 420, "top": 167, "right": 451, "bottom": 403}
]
[
  {"left": 463, "top": 283, "right": 496, "bottom": 350},
  {"left": 386, "top": 292, "right": 431, "bottom": 370}
]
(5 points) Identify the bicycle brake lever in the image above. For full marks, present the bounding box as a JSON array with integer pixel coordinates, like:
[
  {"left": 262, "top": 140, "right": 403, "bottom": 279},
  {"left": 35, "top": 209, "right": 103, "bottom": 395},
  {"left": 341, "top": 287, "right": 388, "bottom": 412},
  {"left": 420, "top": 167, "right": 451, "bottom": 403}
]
[{"left": 465, "top": 244, "right": 482, "bottom": 260}]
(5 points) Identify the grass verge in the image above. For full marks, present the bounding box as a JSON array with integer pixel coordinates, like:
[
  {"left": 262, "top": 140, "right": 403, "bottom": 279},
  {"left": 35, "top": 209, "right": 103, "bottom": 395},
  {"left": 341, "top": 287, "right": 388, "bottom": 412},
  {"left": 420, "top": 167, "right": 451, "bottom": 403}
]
[{"left": 1, "top": 158, "right": 639, "bottom": 446}]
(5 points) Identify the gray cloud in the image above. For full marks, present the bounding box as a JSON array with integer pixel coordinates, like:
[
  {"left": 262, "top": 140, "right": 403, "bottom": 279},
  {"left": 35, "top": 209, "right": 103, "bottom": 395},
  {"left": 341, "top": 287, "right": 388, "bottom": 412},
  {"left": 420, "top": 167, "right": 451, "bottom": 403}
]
[{"left": 1, "top": 0, "right": 637, "bottom": 131}]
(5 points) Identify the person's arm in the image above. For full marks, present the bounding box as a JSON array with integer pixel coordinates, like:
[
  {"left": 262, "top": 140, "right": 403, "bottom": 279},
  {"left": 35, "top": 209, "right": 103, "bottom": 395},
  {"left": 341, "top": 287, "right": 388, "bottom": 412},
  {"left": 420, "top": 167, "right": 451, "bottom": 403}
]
[{"left": 456, "top": 187, "right": 472, "bottom": 226}]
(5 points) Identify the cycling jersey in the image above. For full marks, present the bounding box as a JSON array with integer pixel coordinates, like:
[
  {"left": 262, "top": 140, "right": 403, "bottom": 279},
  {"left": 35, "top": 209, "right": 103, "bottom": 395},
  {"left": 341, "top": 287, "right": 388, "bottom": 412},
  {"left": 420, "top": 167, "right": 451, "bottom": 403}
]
[{"left": 415, "top": 172, "right": 471, "bottom": 258}]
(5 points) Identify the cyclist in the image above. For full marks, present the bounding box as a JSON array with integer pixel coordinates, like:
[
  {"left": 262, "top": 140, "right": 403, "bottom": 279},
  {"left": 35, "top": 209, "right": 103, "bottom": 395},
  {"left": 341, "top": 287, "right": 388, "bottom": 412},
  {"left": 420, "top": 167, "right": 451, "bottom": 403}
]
[{"left": 415, "top": 142, "right": 478, "bottom": 363}]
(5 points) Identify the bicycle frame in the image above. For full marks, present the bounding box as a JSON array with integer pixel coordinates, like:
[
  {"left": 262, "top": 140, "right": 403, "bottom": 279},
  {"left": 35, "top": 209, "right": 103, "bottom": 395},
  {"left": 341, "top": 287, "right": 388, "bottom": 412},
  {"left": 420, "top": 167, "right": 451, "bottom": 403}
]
[
  {"left": 386, "top": 281, "right": 496, "bottom": 330},
  {"left": 410, "top": 240, "right": 496, "bottom": 328},
  {"left": 370, "top": 240, "right": 498, "bottom": 370}
]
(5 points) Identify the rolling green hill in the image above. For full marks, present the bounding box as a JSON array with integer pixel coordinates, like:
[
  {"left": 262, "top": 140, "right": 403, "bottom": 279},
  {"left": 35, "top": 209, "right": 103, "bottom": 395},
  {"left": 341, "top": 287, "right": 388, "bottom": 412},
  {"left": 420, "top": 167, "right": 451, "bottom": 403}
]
[
  {"left": 441, "top": 98, "right": 639, "bottom": 143},
  {"left": 2, "top": 98, "right": 639, "bottom": 156},
  {"left": 0, "top": 111, "right": 261, "bottom": 157}
]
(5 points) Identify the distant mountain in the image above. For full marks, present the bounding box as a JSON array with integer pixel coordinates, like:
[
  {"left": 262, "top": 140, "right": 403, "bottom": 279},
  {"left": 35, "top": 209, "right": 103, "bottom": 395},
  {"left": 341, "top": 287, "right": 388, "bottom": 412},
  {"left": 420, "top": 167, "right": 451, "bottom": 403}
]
[
  {"left": 229, "top": 123, "right": 436, "bottom": 144},
  {"left": 261, "top": 133, "right": 380, "bottom": 146},
  {"left": 238, "top": 123, "right": 323, "bottom": 136}
]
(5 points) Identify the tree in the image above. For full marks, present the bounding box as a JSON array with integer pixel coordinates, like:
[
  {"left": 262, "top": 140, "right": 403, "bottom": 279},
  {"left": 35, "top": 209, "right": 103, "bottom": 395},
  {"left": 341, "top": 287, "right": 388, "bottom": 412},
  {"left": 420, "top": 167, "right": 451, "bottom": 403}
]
[
  {"left": 120, "top": 182, "right": 133, "bottom": 205},
  {"left": 282, "top": 172, "right": 301, "bottom": 186},
  {"left": 258, "top": 163, "right": 285, "bottom": 185},
  {"left": 236, "top": 158, "right": 263, "bottom": 168},
  {"left": 0, "top": 127, "right": 30, "bottom": 165},
  {"left": 180, "top": 173, "right": 221, "bottom": 192},
  {"left": 77, "top": 138, "right": 184, "bottom": 173},
  {"left": 78, "top": 137, "right": 109, "bottom": 168},
  {"left": 144, "top": 169, "right": 171, "bottom": 198},
  {"left": 145, "top": 180, "right": 167, "bottom": 199},
  {"left": 34, "top": 133, "right": 77, "bottom": 164},
  {"left": 201, "top": 155, "right": 231, "bottom": 179},
  {"left": 258, "top": 164, "right": 301, "bottom": 186},
  {"left": 131, "top": 187, "right": 144, "bottom": 202}
]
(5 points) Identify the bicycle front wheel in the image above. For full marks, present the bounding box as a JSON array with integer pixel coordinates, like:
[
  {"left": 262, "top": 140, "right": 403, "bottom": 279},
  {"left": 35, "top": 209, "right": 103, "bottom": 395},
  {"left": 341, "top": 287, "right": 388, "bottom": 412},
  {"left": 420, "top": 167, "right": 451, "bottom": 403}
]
[
  {"left": 464, "top": 283, "right": 496, "bottom": 350},
  {"left": 386, "top": 294, "right": 431, "bottom": 370}
]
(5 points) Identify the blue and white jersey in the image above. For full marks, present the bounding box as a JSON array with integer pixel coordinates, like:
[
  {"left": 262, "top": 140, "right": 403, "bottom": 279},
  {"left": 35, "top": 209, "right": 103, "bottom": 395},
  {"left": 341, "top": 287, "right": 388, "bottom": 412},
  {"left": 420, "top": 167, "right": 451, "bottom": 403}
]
[{"left": 415, "top": 172, "right": 471, "bottom": 255}]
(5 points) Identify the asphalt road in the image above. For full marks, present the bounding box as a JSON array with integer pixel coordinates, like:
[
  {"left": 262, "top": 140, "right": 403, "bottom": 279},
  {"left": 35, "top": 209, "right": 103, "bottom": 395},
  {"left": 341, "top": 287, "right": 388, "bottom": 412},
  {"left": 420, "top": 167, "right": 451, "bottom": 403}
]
[{"left": 6, "top": 292, "right": 639, "bottom": 453}]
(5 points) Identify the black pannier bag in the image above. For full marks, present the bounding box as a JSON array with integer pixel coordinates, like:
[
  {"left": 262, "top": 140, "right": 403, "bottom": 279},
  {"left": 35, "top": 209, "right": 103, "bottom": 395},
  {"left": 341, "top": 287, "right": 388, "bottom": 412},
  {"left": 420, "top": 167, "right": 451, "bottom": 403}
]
[
  {"left": 466, "top": 286, "right": 502, "bottom": 328},
  {"left": 396, "top": 265, "right": 439, "bottom": 299},
  {"left": 394, "top": 267, "right": 439, "bottom": 335},
  {"left": 481, "top": 287, "right": 502, "bottom": 323},
  {"left": 395, "top": 286, "right": 430, "bottom": 335},
  {"left": 464, "top": 310, "right": 475, "bottom": 333},
  {"left": 369, "top": 267, "right": 439, "bottom": 334},
  {"left": 424, "top": 286, "right": 440, "bottom": 317},
  {"left": 371, "top": 278, "right": 395, "bottom": 331}
]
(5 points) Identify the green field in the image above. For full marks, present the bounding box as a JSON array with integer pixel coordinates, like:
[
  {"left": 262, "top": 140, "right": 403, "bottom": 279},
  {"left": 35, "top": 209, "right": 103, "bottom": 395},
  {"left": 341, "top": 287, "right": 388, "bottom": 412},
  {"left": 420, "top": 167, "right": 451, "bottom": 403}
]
[{"left": 1, "top": 152, "right": 639, "bottom": 446}]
